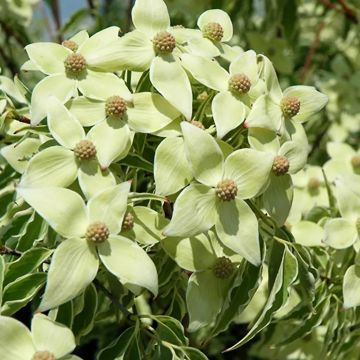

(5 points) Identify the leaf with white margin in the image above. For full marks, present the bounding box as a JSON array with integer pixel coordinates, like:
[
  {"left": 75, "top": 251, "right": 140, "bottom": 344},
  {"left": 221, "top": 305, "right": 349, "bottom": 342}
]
[
  {"left": 87, "top": 118, "right": 132, "bottom": 168},
  {"left": 98, "top": 235, "right": 158, "bottom": 296},
  {"left": 181, "top": 122, "right": 223, "bottom": 187},
  {"left": 163, "top": 184, "right": 217, "bottom": 238},
  {"left": 25, "top": 43, "right": 71, "bottom": 75},
  {"left": 132, "top": 0, "right": 170, "bottom": 36},
  {"left": 78, "top": 70, "right": 132, "bottom": 102},
  {"left": 150, "top": 54, "right": 192, "bottom": 121},
  {"left": 31, "top": 314, "right": 75, "bottom": 358},
  {"left": 187, "top": 271, "right": 230, "bottom": 332},
  {"left": 128, "top": 92, "right": 181, "bottom": 133},
  {"left": 161, "top": 233, "right": 218, "bottom": 272},
  {"left": 212, "top": 91, "right": 246, "bottom": 139},
  {"left": 334, "top": 177, "right": 360, "bottom": 221},
  {"left": 38, "top": 238, "right": 99, "bottom": 311},
  {"left": 197, "top": 9, "right": 233, "bottom": 42},
  {"left": 292, "top": 221, "right": 324, "bottom": 247},
  {"left": 30, "top": 74, "right": 77, "bottom": 125},
  {"left": 78, "top": 161, "right": 116, "bottom": 200},
  {"left": 0, "top": 138, "right": 41, "bottom": 173},
  {"left": 67, "top": 97, "right": 105, "bottom": 127},
  {"left": 17, "top": 187, "right": 88, "bottom": 238},
  {"left": 246, "top": 94, "right": 283, "bottom": 132},
  {"left": 154, "top": 137, "right": 192, "bottom": 195},
  {"left": 87, "top": 182, "right": 131, "bottom": 234},
  {"left": 343, "top": 265, "right": 360, "bottom": 308},
  {"left": 229, "top": 50, "right": 258, "bottom": 85},
  {"left": 283, "top": 86, "right": 328, "bottom": 123},
  {"left": 216, "top": 198, "right": 261, "bottom": 266},
  {"left": 78, "top": 26, "right": 120, "bottom": 60},
  {"left": 0, "top": 316, "right": 35, "bottom": 360},
  {"left": 323, "top": 218, "right": 357, "bottom": 249},
  {"left": 20, "top": 146, "right": 78, "bottom": 188},
  {"left": 47, "top": 98, "right": 85, "bottom": 149},
  {"left": 223, "top": 148, "right": 273, "bottom": 199},
  {"left": 263, "top": 174, "right": 293, "bottom": 227},
  {"left": 181, "top": 54, "right": 229, "bottom": 92}
]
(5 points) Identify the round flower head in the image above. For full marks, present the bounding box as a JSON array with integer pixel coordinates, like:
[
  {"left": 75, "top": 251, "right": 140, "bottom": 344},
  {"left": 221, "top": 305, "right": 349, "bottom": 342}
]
[
  {"left": 216, "top": 179, "right": 238, "bottom": 201},
  {"left": 202, "top": 22, "right": 224, "bottom": 42},
  {"left": 351, "top": 155, "right": 360, "bottom": 171},
  {"left": 105, "top": 95, "right": 127, "bottom": 118},
  {"left": 86, "top": 222, "right": 110, "bottom": 243},
  {"left": 62, "top": 39, "right": 78, "bottom": 52},
  {"left": 152, "top": 31, "right": 176, "bottom": 54},
  {"left": 64, "top": 53, "right": 87, "bottom": 77},
  {"left": 212, "top": 257, "right": 234, "bottom": 279},
  {"left": 281, "top": 96, "right": 301, "bottom": 118},
  {"left": 228, "top": 73, "right": 252, "bottom": 94},
  {"left": 32, "top": 351, "right": 56, "bottom": 360},
  {"left": 122, "top": 212, "right": 135, "bottom": 231},
  {"left": 272, "top": 155, "right": 290, "bottom": 176},
  {"left": 73, "top": 140, "right": 97, "bottom": 160}
]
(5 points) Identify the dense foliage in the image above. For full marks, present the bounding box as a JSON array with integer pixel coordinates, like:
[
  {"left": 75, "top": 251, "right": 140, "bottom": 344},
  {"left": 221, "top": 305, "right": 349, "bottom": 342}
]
[{"left": 0, "top": 1, "right": 359, "bottom": 359}]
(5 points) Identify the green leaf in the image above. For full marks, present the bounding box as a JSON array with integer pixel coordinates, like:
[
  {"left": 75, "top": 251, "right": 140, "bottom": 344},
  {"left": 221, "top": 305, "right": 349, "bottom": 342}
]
[
  {"left": 226, "top": 243, "right": 298, "bottom": 350},
  {"left": 72, "top": 284, "right": 98, "bottom": 341},
  {"left": 152, "top": 315, "right": 188, "bottom": 346},
  {"left": 4, "top": 247, "right": 52, "bottom": 286},
  {"left": 0, "top": 256, "right": 5, "bottom": 301},
  {"left": 1, "top": 272, "right": 46, "bottom": 315},
  {"left": 179, "top": 347, "right": 208, "bottom": 360},
  {"left": 122, "top": 153, "right": 154, "bottom": 173},
  {"left": 211, "top": 260, "right": 263, "bottom": 337}
]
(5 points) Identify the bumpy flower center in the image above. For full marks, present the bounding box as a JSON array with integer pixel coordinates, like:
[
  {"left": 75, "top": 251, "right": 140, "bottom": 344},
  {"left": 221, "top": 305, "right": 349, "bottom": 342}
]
[
  {"left": 86, "top": 222, "right": 110, "bottom": 243},
  {"left": 105, "top": 96, "right": 127, "bottom": 118},
  {"left": 356, "top": 218, "right": 360, "bottom": 235},
  {"left": 190, "top": 120, "right": 205, "bottom": 130},
  {"left": 152, "top": 31, "right": 176, "bottom": 54},
  {"left": 122, "top": 212, "right": 135, "bottom": 232},
  {"left": 212, "top": 257, "right": 234, "bottom": 279},
  {"left": 308, "top": 177, "right": 321, "bottom": 190},
  {"left": 73, "top": 140, "right": 97, "bottom": 160},
  {"left": 216, "top": 179, "right": 238, "bottom": 201},
  {"left": 351, "top": 155, "right": 360, "bottom": 171},
  {"left": 62, "top": 40, "right": 78, "bottom": 52},
  {"left": 202, "top": 22, "right": 224, "bottom": 42},
  {"left": 228, "top": 74, "right": 251, "bottom": 94},
  {"left": 281, "top": 96, "right": 300, "bottom": 118},
  {"left": 64, "top": 53, "right": 87, "bottom": 76},
  {"left": 32, "top": 351, "right": 56, "bottom": 360},
  {"left": 272, "top": 155, "right": 290, "bottom": 176}
]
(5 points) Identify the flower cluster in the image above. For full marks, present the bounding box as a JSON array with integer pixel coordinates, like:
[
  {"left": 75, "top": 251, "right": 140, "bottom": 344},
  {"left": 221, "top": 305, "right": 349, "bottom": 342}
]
[{"left": 0, "top": 0, "right": 334, "bottom": 348}]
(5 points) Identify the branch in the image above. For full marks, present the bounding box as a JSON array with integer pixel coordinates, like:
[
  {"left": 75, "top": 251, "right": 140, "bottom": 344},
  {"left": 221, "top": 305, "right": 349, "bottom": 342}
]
[{"left": 337, "top": 0, "right": 358, "bottom": 23}]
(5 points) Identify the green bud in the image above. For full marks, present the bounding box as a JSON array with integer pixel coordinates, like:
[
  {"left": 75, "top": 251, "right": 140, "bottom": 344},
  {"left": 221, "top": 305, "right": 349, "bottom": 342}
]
[
  {"left": 228, "top": 73, "right": 251, "bottom": 94},
  {"left": 105, "top": 96, "right": 127, "bottom": 118},
  {"left": 86, "top": 222, "right": 110, "bottom": 243},
  {"left": 281, "top": 96, "right": 300, "bottom": 118},
  {"left": 122, "top": 212, "right": 135, "bottom": 231},
  {"left": 64, "top": 53, "right": 87, "bottom": 76},
  {"left": 62, "top": 40, "right": 78, "bottom": 52},
  {"left": 32, "top": 351, "right": 56, "bottom": 360},
  {"left": 212, "top": 257, "right": 234, "bottom": 279},
  {"left": 152, "top": 31, "right": 176, "bottom": 54},
  {"left": 202, "top": 22, "right": 224, "bottom": 42},
  {"left": 216, "top": 179, "right": 238, "bottom": 201},
  {"left": 73, "top": 140, "right": 97, "bottom": 160},
  {"left": 272, "top": 155, "right": 289, "bottom": 176}
]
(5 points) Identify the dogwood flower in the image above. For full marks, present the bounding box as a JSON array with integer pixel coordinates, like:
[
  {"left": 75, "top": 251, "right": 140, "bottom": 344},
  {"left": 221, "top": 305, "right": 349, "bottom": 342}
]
[
  {"left": 24, "top": 27, "right": 122, "bottom": 124},
  {"left": 17, "top": 183, "right": 158, "bottom": 311},
  {"left": 181, "top": 50, "right": 265, "bottom": 138},
  {"left": 163, "top": 122, "right": 274, "bottom": 265},
  {"left": 0, "top": 314, "right": 82, "bottom": 360}
]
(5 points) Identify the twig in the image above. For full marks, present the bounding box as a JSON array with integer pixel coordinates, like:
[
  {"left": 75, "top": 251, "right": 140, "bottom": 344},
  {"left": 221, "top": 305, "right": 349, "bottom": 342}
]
[
  {"left": 300, "top": 21, "right": 325, "bottom": 83},
  {"left": 93, "top": 278, "right": 132, "bottom": 317},
  {"left": 337, "top": 0, "right": 358, "bottom": 23},
  {"left": 48, "top": 0, "right": 62, "bottom": 42}
]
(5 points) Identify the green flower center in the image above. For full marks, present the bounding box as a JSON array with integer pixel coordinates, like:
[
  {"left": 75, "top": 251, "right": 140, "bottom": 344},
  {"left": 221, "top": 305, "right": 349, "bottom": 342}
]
[
  {"left": 62, "top": 40, "right": 78, "bottom": 52},
  {"left": 280, "top": 96, "right": 300, "bottom": 118},
  {"left": 64, "top": 53, "right": 87, "bottom": 76},
  {"left": 212, "top": 257, "right": 234, "bottom": 279},
  {"left": 190, "top": 120, "right": 205, "bottom": 130},
  {"left": 216, "top": 179, "right": 238, "bottom": 201},
  {"left": 122, "top": 212, "right": 135, "bottom": 232},
  {"left": 86, "top": 222, "right": 110, "bottom": 243},
  {"left": 73, "top": 140, "right": 97, "bottom": 160},
  {"left": 272, "top": 155, "right": 290, "bottom": 176},
  {"left": 152, "top": 31, "right": 176, "bottom": 54},
  {"left": 202, "top": 22, "right": 224, "bottom": 42},
  {"left": 228, "top": 73, "right": 251, "bottom": 94},
  {"left": 105, "top": 96, "right": 127, "bottom": 118},
  {"left": 351, "top": 155, "right": 360, "bottom": 172},
  {"left": 32, "top": 351, "right": 56, "bottom": 360}
]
